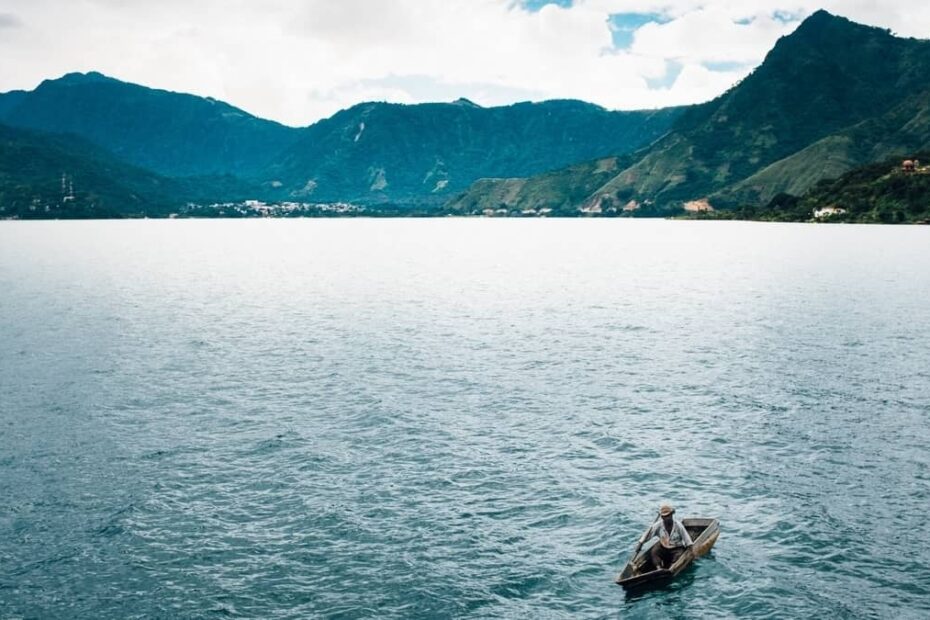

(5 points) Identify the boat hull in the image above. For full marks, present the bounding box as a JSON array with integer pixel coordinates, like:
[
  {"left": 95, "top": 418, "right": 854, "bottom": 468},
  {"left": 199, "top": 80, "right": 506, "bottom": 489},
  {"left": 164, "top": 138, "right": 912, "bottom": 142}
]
[{"left": 615, "top": 517, "right": 719, "bottom": 589}]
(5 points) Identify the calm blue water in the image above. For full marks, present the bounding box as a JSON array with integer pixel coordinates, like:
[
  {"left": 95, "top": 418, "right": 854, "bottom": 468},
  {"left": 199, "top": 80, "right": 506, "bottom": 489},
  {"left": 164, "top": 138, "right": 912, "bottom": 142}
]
[{"left": 1, "top": 219, "right": 929, "bottom": 619}]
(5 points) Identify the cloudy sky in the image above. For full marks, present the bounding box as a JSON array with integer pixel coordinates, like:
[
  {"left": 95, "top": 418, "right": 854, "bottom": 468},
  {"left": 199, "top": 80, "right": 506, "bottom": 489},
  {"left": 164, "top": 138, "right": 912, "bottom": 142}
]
[{"left": 1, "top": 1, "right": 928, "bottom": 126}]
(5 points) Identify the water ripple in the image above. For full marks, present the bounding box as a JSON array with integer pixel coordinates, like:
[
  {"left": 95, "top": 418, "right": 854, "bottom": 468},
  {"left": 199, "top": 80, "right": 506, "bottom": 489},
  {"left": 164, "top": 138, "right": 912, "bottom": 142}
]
[{"left": 2, "top": 220, "right": 930, "bottom": 618}]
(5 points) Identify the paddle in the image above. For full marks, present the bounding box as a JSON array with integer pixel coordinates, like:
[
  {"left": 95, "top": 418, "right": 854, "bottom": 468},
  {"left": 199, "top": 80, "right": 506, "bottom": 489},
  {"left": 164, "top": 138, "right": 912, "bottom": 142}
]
[{"left": 632, "top": 513, "right": 658, "bottom": 561}]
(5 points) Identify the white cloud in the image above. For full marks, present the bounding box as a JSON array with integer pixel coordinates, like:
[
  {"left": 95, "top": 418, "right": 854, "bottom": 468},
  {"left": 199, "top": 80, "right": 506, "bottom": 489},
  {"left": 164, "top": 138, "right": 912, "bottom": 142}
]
[
  {"left": 0, "top": 0, "right": 927, "bottom": 126},
  {"left": 629, "top": 8, "right": 790, "bottom": 63}
]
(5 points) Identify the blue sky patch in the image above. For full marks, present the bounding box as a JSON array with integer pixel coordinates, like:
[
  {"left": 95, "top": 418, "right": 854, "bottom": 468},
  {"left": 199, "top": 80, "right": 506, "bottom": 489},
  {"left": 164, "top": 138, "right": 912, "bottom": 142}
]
[
  {"left": 773, "top": 10, "right": 803, "bottom": 24},
  {"left": 608, "top": 12, "right": 671, "bottom": 49},
  {"left": 645, "top": 61, "right": 683, "bottom": 90},
  {"left": 737, "top": 11, "right": 801, "bottom": 26},
  {"left": 703, "top": 60, "right": 751, "bottom": 72},
  {"left": 522, "top": 0, "right": 572, "bottom": 11}
]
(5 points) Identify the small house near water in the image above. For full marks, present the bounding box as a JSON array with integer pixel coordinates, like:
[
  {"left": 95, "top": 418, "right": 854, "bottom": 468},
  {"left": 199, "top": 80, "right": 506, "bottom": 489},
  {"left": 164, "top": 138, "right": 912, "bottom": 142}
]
[{"left": 813, "top": 206, "right": 846, "bottom": 219}]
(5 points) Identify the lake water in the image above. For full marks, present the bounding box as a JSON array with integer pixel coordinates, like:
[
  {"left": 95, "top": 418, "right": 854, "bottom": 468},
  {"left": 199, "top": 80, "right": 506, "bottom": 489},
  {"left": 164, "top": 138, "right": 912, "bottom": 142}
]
[{"left": 1, "top": 219, "right": 929, "bottom": 619}]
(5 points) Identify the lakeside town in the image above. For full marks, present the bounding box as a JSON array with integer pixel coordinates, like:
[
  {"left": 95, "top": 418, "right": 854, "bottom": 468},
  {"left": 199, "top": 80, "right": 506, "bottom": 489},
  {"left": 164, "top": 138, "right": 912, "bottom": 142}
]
[{"left": 2, "top": 158, "right": 928, "bottom": 223}]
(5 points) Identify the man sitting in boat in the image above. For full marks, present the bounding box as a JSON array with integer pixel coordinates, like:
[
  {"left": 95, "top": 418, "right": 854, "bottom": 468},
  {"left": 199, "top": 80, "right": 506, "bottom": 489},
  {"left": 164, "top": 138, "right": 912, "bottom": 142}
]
[{"left": 640, "top": 504, "right": 693, "bottom": 569}]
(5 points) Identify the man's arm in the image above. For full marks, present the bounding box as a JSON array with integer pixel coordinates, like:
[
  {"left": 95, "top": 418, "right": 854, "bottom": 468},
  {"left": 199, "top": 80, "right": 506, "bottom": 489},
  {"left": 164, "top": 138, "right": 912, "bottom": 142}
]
[
  {"left": 639, "top": 521, "right": 658, "bottom": 544},
  {"left": 679, "top": 522, "right": 694, "bottom": 546}
]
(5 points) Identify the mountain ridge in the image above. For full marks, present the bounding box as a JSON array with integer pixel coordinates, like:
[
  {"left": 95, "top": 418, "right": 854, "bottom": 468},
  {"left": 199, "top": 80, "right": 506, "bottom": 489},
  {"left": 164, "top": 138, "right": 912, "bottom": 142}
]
[
  {"left": 4, "top": 10, "right": 930, "bottom": 217},
  {"left": 452, "top": 10, "right": 930, "bottom": 216},
  {"left": 0, "top": 72, "right": 684, "bottom": 205},
  {"left": 262, "top": 98, "right": 682, "bottom": 203},
  {"left": 0, "top": 73, "right": 300, "bottom": 177}
]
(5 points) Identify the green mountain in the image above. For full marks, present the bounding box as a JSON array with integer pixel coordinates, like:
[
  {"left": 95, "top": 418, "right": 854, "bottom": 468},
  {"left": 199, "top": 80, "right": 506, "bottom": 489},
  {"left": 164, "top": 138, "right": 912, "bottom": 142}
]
[
  {"left": 723, "top": 154, "right": 930, "bottom": 223},
  {"left": 261, "top": 100, "right": 681, "bottom": 204},
  {"left": 797, "top": 155, "right": 930, "bottom": 223},
  {"left": 716, "top": 89, "right": 930, "bottom": 206},
  {"left": 0, "top": 90, "right": 27, "bottom": 117},
  {"left": 0, "top": 72, "right": 299, "bottom": 177},
  {"left": 0, "top": 123, "right": 254, "bottom": 218},
  {"left": 0, "top": 73, "right": 680, "bottom": 207},
  {"left": 5, "top": 10, "right": 927, "bottom": 217},
  {"left": 0, "top": 122, "right": 174, "bottom": 218},
  {"left": 453, "top": 11, "right": 930, "bottom": 214},
  {"left": 446, "top": 155, "right": 637, "bottom": 214}
]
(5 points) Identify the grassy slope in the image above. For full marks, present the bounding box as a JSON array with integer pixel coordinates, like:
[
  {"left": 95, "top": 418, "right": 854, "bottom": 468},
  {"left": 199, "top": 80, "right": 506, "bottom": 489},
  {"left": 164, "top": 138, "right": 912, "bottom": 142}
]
[
  {"left": 446, "top": 156, "right": 635, "bottom": 214},
  {"left": 704, "top": 154, "right": 930, "bottom": 223},
  {"left": 800, "top": 156, "right": 930, "bottom": 223},
  {"left": 715, "top": 90, "right": 930, "bottom": 206}
]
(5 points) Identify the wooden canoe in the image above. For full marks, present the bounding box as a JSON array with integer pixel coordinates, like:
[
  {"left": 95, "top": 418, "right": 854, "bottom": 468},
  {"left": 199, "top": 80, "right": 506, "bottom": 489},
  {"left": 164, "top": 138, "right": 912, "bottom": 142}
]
[{"left": 615, "top": 517, "right": 720, "bottom": 589}]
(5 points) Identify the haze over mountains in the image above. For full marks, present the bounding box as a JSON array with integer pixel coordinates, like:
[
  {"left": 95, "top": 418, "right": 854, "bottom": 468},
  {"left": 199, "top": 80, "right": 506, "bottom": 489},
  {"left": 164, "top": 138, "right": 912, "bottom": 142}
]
[{"left": 2, "top": 10, "right": 929, "bottom": 218}]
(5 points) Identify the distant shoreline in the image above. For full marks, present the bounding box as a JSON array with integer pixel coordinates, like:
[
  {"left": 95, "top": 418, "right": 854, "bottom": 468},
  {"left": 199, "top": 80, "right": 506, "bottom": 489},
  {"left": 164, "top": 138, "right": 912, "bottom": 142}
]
[{"left": 3, "top": 214, "right": 928, "bottom": 224}]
